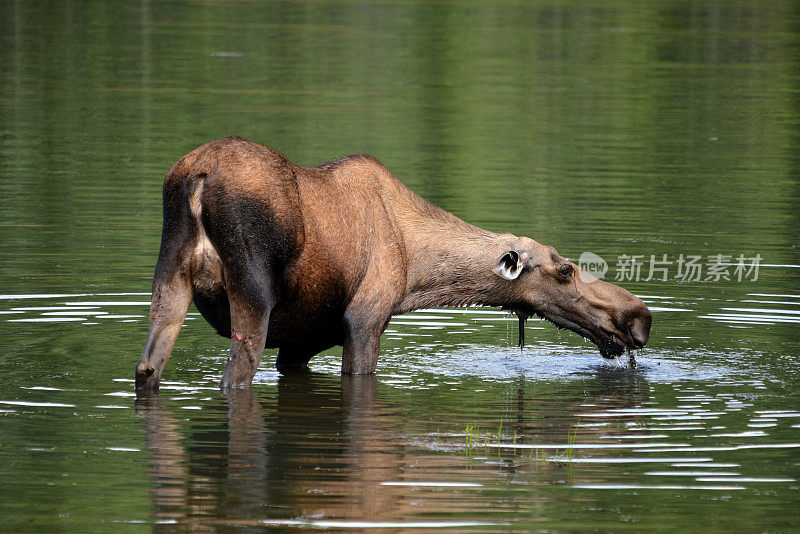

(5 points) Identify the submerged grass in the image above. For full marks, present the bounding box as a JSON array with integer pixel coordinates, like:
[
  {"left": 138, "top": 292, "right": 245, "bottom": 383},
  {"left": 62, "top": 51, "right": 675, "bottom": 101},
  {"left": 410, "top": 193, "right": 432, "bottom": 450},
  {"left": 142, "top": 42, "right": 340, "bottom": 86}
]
[{"left": 457, "top": 421, "right": 578, "bottom": 466}]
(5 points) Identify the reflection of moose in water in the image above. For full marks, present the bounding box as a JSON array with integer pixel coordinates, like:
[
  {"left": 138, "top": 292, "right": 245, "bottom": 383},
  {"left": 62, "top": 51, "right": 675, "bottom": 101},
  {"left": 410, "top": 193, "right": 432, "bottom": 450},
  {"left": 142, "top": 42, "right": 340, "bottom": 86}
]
[
  {"left": 136, "top": 369, "right": 652, "bottom": 528},
  {"left": 135, "top": 375, "right": 412, "bottom": 528},
  {"left": 507, "top": 367, "right": 651, "bottom": 460}
]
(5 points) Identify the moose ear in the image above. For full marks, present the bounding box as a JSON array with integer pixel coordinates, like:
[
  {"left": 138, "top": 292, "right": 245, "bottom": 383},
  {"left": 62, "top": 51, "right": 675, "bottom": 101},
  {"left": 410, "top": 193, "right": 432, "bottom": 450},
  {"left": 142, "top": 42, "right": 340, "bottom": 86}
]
[{"left": 492, "top": 250, "right": 524, "bottom": 280}]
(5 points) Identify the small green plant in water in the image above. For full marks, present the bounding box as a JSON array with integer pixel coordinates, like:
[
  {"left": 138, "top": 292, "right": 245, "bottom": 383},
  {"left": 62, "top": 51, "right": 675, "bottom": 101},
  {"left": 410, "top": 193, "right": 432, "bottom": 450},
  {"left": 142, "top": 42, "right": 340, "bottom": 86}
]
[
  {"left": 464, "top": 424, "right": 478, "bottom": 456},
  {"left": 566, "top": 427, "right": 577, "bottom": 459},
  {"left": 528, "top": 446, "right": 548, "bottom": 465}
]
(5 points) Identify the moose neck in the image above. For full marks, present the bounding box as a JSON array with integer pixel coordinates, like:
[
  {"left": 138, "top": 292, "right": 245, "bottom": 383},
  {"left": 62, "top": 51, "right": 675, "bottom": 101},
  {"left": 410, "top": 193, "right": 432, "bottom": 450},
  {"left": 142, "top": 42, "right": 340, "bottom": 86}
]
[{"left": 396, "top": 213, "right": 522, "bottom": 314}]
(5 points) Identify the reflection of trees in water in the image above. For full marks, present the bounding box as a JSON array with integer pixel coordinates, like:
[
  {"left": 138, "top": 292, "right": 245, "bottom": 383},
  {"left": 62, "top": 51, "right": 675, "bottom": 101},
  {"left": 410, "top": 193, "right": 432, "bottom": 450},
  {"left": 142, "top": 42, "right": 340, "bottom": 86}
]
[{"left": 4, "top": 1, "right": 798, "bottom": 290}]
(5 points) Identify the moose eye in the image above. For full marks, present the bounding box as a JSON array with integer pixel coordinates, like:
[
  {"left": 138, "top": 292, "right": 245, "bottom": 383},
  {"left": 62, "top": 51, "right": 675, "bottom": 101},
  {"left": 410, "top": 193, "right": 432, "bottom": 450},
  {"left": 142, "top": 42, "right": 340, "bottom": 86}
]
[{"left": 558, "top": 265, "right": 573, "bottom": 278}]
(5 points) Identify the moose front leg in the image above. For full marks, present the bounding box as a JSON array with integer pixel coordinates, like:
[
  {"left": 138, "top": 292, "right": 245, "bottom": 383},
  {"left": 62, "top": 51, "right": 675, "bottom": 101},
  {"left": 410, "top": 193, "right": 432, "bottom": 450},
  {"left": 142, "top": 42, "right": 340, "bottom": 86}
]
[
  {"left": 276, "top": 345, "right": 315, "bottom": 374},
  {"left": 341, "top": 311, "right": 387, "bottom": 375}
]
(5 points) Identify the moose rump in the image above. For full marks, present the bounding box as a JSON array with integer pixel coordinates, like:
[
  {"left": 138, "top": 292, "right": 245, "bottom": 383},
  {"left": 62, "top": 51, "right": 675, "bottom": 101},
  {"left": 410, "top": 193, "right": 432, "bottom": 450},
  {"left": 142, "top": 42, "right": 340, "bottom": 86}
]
[{"left": 136, "top": 137, "right": 407, "bottom": 390}]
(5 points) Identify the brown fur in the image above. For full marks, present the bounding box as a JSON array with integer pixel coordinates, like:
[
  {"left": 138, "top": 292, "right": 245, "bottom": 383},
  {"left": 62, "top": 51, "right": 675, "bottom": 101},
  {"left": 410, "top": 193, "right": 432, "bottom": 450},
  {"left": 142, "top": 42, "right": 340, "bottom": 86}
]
[{"left": 135, "top": 137, "right": 651, "bottom": 390}]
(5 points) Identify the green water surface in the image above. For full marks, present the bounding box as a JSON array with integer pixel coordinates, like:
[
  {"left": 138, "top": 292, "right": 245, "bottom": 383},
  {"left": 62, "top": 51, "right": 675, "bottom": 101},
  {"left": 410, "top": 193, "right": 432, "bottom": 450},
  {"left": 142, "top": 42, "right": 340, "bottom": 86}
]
[{"left": 1, "top": 1, "right": 799, "bottom": 532}]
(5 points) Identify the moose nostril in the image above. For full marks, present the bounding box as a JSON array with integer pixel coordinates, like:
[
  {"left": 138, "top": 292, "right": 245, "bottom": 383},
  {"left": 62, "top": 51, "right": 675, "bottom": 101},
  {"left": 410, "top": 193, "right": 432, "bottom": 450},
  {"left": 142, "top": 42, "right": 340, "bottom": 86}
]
[
  {"left": 629, "top": 308, "right": 652, "bottom": 348},
  {"left": 631, "top": 327, "right": 647, "bottom": 348}
]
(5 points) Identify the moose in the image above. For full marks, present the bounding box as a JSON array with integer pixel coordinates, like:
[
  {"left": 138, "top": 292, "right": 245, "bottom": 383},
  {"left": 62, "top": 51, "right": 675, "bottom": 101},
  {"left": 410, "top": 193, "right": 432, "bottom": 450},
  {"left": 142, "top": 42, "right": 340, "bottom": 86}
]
[{"left": 136, "top": 137, "right": 651, "bottom": 390}]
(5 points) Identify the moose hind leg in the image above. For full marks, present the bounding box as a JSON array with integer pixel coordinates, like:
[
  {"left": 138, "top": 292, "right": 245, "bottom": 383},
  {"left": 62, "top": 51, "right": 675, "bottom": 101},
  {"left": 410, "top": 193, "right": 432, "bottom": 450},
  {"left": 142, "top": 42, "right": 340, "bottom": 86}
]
[
  {"left": 220, "top": 266, "right": 276, "bottom": 389},
  {"left": 221, "top": 295, "right": 272, "bottom": 388},
  {"left": 136, "top": 273, "right": 193, "bottom": 390}
]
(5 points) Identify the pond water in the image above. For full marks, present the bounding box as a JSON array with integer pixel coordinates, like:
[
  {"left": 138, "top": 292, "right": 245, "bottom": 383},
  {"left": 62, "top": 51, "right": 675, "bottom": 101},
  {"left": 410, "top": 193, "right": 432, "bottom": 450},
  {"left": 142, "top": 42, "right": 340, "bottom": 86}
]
[{"left": 2, "top": 1, "right": 799, "bottom": 532}]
